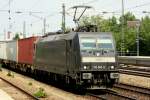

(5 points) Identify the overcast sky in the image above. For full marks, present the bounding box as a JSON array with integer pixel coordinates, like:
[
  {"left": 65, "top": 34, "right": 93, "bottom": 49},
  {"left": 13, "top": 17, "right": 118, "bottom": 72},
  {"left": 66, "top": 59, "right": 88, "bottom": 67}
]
[{"left": 0, "top": 0, "right": 150, "bottom": 40}]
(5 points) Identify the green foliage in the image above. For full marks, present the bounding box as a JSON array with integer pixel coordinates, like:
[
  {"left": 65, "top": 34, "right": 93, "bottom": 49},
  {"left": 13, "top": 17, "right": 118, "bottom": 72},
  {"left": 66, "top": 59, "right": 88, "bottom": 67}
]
[
  {"left": 13, "top": 33, "right": 20, "bottom": 40},
  {"left": 119, "top": 12, "right": 136, "bottom": 26},
  {"left": 79, "top": 12, "right": 150, "bottom": 56},
  {"left": 33, "top": 88, "right": 47, "bottom": 98},
  {"left": 7, "top": 71, "right": 14, "bottom": 78},
  {"left": 28, "top": 82, "right": 32, "bottom": 86}
]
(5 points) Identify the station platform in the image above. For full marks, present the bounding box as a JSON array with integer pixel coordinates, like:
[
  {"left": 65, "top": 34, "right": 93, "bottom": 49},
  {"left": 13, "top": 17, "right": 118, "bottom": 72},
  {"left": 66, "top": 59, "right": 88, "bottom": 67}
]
[{"left": 0, "top": 89, "right": 13, "bottom": 100}]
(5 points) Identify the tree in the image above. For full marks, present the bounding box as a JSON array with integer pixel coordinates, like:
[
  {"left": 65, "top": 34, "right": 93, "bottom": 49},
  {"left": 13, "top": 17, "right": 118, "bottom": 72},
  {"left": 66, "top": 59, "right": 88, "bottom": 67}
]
[
  {"left": 139, "top": 16, "right": 150, "bottom": 55},
  {"left": 13, "top": 33, "right": 20, "bottom": 40},
  {"left": 79, "top": 12, "right": 150, "bottom": 56}
]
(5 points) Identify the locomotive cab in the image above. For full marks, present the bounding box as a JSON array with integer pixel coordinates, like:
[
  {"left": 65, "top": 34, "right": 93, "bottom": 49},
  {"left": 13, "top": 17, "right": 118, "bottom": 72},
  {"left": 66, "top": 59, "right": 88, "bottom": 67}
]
[{"left": 78, "top": 32, "right": 119, "bottom": 89}]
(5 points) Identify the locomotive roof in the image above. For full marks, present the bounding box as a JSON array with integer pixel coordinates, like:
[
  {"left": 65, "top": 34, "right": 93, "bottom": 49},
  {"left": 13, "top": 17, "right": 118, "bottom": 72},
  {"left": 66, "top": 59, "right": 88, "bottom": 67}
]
[
  {"left": 39, "top": 32, "right": 77, "bottom": 42},
  {"left": 78, "top": 32, "right": 113, "bottom": 38},
  {"left": 39, "top": 32, "right": 113, "bottom": 42}
]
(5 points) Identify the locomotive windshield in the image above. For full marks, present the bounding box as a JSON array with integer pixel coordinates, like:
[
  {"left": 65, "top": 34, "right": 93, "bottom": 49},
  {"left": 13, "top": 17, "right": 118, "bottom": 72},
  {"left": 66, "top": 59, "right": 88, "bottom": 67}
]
[
  {"left": 81, "top": 38, "right": 96, "bottom": 49},
  {"left": 97, "top": 39, "right": 113, "bottom": 49},
  {"left": 80, "top": 37, "right": 114, "bottom": 56},
  {"left": 80, "top": 38, "right": 113, "bottom": 50}
]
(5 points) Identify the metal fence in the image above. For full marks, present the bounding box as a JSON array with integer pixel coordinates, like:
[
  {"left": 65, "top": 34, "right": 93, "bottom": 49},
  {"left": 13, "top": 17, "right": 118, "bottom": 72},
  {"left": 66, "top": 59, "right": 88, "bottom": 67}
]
[{"left": 117, "top": 51, "right": 137, "bottom": 56}]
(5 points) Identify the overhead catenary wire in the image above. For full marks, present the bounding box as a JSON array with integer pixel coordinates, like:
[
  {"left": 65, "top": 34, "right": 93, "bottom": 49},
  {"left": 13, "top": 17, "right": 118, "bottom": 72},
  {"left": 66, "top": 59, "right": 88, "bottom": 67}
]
[
  {"left": 0, "top": 0, "right": 13, "bottom": 10},
  {"left": 82, "top": 1, "right": 150, "bottom": 17},
  {"left": 126, "top": 2, "right": 150, "bottom": 10},
  {"left": 82, "top": 0, "right": 99, "bottom": 5},
  {"left": 114, "top": 1, "right": 150, "bottom": 13},
  {"left": 29, "top": 0, "right": 41, "bottom": 10},
  {"left": 1, "top": 0, "right": 150, "bottom": 36},
  {"left": 81, "top": 1, "right": 150, "bottom": 18}
]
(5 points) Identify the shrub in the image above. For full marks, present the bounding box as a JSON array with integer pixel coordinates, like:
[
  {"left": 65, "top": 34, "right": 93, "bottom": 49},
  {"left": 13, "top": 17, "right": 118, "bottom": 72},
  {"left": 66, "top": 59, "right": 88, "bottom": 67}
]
[
  {"left": 28, "top": 82, "right": 32, "bottom": 86},
  {"left": 33, "top": 87, "right": 47, "bottom": 98},
  {"left": 7, "top": 71, "right": 12, "bottom": 76},
  {"left": 7, "top": 71, "right": 14, "bottom": 78}
]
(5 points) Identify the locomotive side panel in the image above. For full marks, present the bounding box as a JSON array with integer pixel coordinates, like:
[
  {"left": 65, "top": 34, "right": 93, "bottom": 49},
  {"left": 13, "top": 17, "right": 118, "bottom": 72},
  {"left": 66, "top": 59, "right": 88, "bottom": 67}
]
[
  {"left": 18, "top": 37, "right": 38, "bottom": 64},
  {"left": 6, "top": 41, "right": 18, "bottom": 62},
  {"left": 34, "top": 40, "right": 67, "bottom": 75}
]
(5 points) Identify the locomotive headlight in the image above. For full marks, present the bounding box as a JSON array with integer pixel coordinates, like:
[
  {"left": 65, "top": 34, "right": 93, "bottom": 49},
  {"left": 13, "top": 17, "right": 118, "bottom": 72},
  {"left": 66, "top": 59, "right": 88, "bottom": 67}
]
[
  {"left": 96, "top": 52, "right": 100, "bottom": 56},
  {"left": 111, "top": 66, "right": 114, "bottom": 69},
  {"left": 83, "top": 66, "right": 87, "bottom": 69}
]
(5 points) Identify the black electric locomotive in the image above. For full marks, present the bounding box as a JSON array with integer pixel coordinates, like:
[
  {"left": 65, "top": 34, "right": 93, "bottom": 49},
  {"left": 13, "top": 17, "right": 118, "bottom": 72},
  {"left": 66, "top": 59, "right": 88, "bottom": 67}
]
[{"left": 34, "top": 31, "right": 119, "bottom": 89}]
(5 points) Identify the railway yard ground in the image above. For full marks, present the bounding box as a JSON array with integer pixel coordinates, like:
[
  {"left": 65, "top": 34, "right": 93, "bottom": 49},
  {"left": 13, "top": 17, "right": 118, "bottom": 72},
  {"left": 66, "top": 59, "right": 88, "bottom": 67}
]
[
  {"left": 0, "top": 65, "right": 149, "bottom": 100},
  {"left": 0, "top": 78, "right": 35, "bottom": 100},
  {"left": 119, "top": 65, "right": 150, "bottom": 88},
  {"left": 0, "top": 68, "right": 93, "bottom": 100}
]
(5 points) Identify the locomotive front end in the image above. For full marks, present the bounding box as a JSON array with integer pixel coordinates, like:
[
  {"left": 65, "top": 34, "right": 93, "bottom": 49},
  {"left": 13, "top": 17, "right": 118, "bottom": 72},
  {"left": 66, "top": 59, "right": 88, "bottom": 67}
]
[{"left": 78, "top": 32, "right": 119, "bottom": 89}]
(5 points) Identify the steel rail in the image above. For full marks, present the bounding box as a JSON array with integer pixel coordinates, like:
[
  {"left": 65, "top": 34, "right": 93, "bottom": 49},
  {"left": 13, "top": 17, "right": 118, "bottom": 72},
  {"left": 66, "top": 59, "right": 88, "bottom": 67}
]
[
  {"left": 119, "top": 69, "right": 150, "bottom": 77},
  {"left": 105, "top": 89, "right": 136, "bottom": 100},
  {"left": 87, "top": 93, "right": 107, "bottom": 100},
  {"left": 0, "top": 77, "right": 39, "bottom": 100},
  {"left": 87, "top": 89, "right": 136, "bottom": 100},
  {"left": 114, "top": 83, "right": 150, "bottom": 95}
]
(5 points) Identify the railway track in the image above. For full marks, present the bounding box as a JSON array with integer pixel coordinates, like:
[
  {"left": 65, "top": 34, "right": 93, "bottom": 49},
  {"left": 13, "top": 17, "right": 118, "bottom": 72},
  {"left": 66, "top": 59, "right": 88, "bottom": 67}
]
[
  {"left": 112, "top": 83, "right": 150, "bottom": 100},
  {"left": 87, "top": 83, "right": 150, "bottom": 100},
  {"left": 0, "top": 77, "right": 39, "bottom": 100},
  {"left": 119, "top": 68, "right": 150, "bottom": 77},
  {"left": 87, "top": 93, "right": 107, "bottom": 100},
  {"left": 1, "top": 66, "right": 149, "bottom": 100},
  {"left": 114, "top": 83, "right": 150, "bottom": 96},
  {"left": 87, "top": 89, "right": 136, "bottom": 100},
  {"left": 120, "top": 65, "right": 150, "bottom": 72}
]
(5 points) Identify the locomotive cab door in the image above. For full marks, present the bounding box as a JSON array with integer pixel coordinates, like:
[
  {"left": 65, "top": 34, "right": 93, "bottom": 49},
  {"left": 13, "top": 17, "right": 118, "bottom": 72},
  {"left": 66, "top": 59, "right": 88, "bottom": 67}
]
[{"left": 66, "top": 40, "right": 73, "bottom": 75}]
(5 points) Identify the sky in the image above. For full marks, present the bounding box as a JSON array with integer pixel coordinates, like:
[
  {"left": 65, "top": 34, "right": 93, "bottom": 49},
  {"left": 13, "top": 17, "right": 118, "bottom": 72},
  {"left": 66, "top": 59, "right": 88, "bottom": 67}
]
[{"left": 0, "top": 0, "right": 150, "bottom": 40}]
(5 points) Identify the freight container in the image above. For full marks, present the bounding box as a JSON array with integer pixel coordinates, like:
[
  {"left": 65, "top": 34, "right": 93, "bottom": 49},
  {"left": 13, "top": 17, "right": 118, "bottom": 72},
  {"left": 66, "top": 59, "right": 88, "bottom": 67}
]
[
  {"left": 0, "top": 41, "right": 7, "bottom": 60},
  {"left": 18, "top": 37, "right": 38, "bottom": 65},
  {"left": 6, "top": 40, "right": 18, "bottom": 62}
]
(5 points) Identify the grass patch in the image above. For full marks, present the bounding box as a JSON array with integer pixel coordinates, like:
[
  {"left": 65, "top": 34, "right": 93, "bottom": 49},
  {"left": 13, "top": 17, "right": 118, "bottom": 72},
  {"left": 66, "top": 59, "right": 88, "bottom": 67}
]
[
  {"left": 7, "top": 71, "right": 14, "bottom": 78},
  {"left": 28, "top": 82, "right": 32, "bottom": 86},
  {"left": 33, "top": 87, "right": 47, "bottom": 98}
]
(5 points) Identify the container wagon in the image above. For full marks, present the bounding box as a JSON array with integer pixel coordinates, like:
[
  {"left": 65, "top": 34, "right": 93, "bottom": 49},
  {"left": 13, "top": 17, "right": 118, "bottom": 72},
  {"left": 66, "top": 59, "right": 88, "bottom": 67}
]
[
  {"left": 17, "top": 37, "right": 39, "bottom": 72},
  {"left": 0, "top": 41, "right": 7, "bottom": 63}
]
